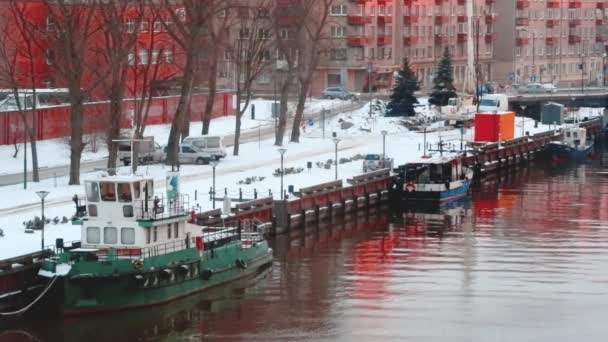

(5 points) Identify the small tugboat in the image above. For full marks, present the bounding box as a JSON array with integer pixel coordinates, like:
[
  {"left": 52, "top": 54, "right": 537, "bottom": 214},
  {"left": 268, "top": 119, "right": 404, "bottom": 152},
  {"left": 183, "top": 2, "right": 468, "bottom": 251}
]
[
  {"left": 36, "top": 173, "right": 273, "bottom": 316},
  {"left": 546, "top": 125, "right": 593, "bottom": 162},
  {"left": 392, "top": 154, "right": 474, "bottom": 205}
]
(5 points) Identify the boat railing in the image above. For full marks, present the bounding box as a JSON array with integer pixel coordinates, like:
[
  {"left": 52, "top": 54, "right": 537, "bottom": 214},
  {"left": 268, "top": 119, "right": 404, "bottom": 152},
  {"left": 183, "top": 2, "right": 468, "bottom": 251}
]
[
  {"left": 140, "top": 239, "right": 188, "bottom": 259},
  {"left": 134, "top": 193, "right": 190, "bottom": 221}
]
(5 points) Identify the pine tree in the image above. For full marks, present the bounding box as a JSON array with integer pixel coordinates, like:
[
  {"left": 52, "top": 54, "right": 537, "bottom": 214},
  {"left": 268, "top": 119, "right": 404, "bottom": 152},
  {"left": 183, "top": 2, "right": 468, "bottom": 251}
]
[
  {"left": 429, "top": 47, "right": 457, "bottom": 107},
  {"left": 386, "top": 57, "right": 419, "bottom": 117}
]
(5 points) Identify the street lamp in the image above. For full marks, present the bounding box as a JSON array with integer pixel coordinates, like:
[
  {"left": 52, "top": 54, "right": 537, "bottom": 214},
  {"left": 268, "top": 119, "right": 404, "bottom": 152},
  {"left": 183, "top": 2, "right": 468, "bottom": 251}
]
[
  {"left": 520, "top": 28, "right": 536, "bottom": 82},
  {"left": 603, "top": 53, "right": 607, "bottom": 87},
  {"left": 210, "top": 160, "right": 219, "bottom": 209},
  {"left": 36, "top": 190, "right": 49, "bottom": 251},
  {"left": 520, "top": 104, "right": 527, "bottom": 137},
  {"left": 277, "top": 148, "right": 287, "bottom": 200},
  {"left": 381, "top": 130, "right": 388, "bottom": 167},
  {"left": 333, "top": 138, "right": 341, "bottom": 180},
  {"left": 580, "top": 53, "right": 586, "bottom": 93},
  {"left": 367, "top": 61, "right": 373, "bottom": 118}
]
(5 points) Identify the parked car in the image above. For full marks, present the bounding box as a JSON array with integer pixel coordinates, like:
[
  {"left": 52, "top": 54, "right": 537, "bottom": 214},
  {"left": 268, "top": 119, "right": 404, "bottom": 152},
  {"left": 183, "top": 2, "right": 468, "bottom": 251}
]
[
  {"left": 362, "top": 154, "right": 394, "bottom": 173},
  {"left": 518, "top": 83, "right": 557, "bottom": 94},
  {"left": 182, "top": 135, "right": 227, "bottom": 160},
  {"left": 163, "top": 143, "right": 213, "bottom": 165},
  {"left": 321, "top": 87, "right": 357, "bottom": 100},
  {"left": 117, "top": 137, "right": 164, "bottom": 166}
]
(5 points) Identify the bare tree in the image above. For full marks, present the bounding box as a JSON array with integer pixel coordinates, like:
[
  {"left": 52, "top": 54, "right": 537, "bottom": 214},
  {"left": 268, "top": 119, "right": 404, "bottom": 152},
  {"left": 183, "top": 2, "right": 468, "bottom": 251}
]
[
  {"left": 290, "top": 0, "right": 334, "bottom": 143},
  {"left": 0, "top": 1, "right": 44, "bottom": 182},
  {"left": 229, "top": 1, "right": 274, "bottom": 155},
  {"left": 151, "top": 0, "right": 219, "bottom": 169},
  {"left": 92, "top": 0, "right": 144, "bottom": 174},
  {"left": 43, "top": 0, "right": 101, "bottom": 185},
  {"left": 272, "top": 1, "right": 305, "bottom": 146}
]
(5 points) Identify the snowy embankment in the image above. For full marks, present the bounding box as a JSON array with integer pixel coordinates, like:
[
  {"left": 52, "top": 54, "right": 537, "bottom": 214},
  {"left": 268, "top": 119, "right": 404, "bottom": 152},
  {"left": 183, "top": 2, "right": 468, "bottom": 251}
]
[{"left": 0, "top": 100, "right": 603, "bottom": 259}]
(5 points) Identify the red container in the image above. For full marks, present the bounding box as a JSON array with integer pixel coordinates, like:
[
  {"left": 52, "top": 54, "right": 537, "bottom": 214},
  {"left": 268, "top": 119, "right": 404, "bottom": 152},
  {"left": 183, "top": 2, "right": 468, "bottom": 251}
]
[{"left": 474, "top": 111, "right": 515, "bottom": 142}]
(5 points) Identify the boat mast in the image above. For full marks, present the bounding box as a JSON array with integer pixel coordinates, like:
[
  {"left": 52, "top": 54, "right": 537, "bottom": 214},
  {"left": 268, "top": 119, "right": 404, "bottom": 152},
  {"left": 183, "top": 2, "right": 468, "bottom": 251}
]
[{"left": 463, "top": 0, "right": 476, "bottom": 94}]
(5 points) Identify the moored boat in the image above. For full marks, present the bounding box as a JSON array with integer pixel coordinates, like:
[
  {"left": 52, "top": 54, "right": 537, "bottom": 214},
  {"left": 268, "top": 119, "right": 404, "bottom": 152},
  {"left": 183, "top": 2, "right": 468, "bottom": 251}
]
[
  {"left": 392, "top": 154, "right": 474, "bottom": 204},
  {"left": 546, "top": 126, "right": 593, "bottom": 162},
  {"left": 36, "top": 173, "right": 273, "bottom": 316}
]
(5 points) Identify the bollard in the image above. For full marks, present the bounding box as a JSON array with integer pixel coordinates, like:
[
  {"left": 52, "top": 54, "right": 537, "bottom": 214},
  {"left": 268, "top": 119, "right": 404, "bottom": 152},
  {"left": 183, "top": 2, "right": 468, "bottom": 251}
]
[
  {"left": 195, "top": 190, "right": 197, "bottom": 201},
  {"left": 239, "top": 188, "right": 243, "bottom": 201},
  {"left": 209, "top": 187, "right": 213, "bottom": 201},
  {"left": 254, "top": 189, "right": 258, "bottom": 199},
  {"left": 54, "top": 173, "right": 57, "bottom": 188}
]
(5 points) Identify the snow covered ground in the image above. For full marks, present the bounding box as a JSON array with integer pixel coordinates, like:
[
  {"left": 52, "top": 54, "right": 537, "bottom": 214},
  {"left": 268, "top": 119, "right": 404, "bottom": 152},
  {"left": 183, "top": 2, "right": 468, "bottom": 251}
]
[
  {"left": 0, "top": 100, "right": 604, "bottom": 259},
  {"left": 0, "top": 97, "right": 353, "bottom": 176}
]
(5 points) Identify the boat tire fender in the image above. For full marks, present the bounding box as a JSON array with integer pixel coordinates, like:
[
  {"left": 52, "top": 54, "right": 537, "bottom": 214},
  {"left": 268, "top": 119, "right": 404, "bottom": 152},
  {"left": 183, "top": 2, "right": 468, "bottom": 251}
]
[
  {"left": 236, "top": 258, "right": 248, "bottom": 269},
  {"left": 132, "top": 259, "right": 144, "bottom": 270},
  {"left": 405, "top": 182, "right": 416, "bottom": 192},
  {"left": 201, "top": 269, "right": 213, "bottom": 280}
]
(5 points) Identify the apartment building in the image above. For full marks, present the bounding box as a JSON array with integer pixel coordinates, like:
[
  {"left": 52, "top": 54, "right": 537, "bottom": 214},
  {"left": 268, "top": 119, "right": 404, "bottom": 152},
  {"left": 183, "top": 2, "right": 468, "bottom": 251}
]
[
  {"left": 310, "top": 0, "right": 496, "bottom": 94},
  {"left": 494, "top": 0, "right": 608, "bottom": 88}
]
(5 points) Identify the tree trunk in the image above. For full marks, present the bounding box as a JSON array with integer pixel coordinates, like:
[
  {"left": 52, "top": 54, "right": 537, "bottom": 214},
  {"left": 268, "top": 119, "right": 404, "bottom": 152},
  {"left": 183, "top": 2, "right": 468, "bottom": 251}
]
[
  {"left": 69, "top": 100, "right": 84, "bottom": 185},
  {"left": 275, "top": 78, "right": 292, "bottom": 146},
  {"left": 290, "top": 80, "right": 310, "bottom": 143},
  {"left": 202, "top": 52, "right": 218, "bottom": 135},
  {"left": 167, "top": 60, "right": 196, "bottom": 167},
  {"left": 233, "top": 113, "right": 243, "bottom": 156},
  {"left": 29, "top": 138, "right": 39, "bottom": 182},
  {"left": 106, "top": 88, "right": 123, "bottom": 175}
]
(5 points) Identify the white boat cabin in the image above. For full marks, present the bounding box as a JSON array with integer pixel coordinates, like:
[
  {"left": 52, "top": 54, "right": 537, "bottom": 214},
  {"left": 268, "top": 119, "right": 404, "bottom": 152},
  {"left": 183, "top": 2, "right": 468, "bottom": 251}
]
[
  {"left": 562, "top": 126, "right": 587, "bottom": 149},
  {"left": 80, "top": 175, "right": 195, "bottom": 253}
]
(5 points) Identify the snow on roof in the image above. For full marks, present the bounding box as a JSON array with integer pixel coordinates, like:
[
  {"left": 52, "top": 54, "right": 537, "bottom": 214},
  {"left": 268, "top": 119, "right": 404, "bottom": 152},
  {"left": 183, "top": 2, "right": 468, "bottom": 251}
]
[
  {"left": 406, "top": 152, "right": 462, "bottom": 165},
  {"left": 86, "top": 174, "right": 154, "bottom": 183}
]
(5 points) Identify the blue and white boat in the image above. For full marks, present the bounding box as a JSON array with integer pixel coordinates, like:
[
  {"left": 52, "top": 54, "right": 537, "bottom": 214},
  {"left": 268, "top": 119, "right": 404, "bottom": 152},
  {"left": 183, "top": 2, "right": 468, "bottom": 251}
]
[
  {"left": 546, "top": 125, "right": 593, "bottom": 162},
  {"left": 394, "top": 155, "right": 474, "bottom": 204}
]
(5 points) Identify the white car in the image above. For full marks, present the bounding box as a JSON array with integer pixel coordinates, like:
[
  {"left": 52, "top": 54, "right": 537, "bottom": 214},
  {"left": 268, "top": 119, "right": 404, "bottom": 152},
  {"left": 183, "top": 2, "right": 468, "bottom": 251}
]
[{"left": 519, "top": 83, "right": 557, "bottom": 94}]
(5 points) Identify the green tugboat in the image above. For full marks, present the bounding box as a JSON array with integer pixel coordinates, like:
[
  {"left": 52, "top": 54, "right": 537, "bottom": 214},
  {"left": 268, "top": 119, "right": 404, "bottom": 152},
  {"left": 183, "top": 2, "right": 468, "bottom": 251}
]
[{"left": 37, "top": 173, "right": 273, "bottom": 316}]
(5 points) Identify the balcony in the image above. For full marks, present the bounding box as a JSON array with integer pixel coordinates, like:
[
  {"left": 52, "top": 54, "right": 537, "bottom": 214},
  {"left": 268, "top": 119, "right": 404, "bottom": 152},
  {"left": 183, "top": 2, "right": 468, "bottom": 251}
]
[
  {"left": 486, "top": 0, "right": 496, "bottom": 4},
  {"left": 596, "top": 18, "right": 608, "bottom": 25},
  {"left": 568, "top": 35, "right": 581, "bottom": 44},
  {"left": 377, "top": 15, "right": 393, "bottom": 24},
  {"left": 568, "top": 1, "right": 582, "bottom": 8},
  {"left": 404, "top": 15, "right": 418, "bottom": 24},
  {"left": 458, "top": 15, "right": 467, "bottom": 23},
  {"left": 457, "top": 0, "right": 465, "bottom": 4},
  {"left": 435, "top": 35, "right": 450, "bottom": 44},
  {"left": 377, "top": 36, "right": 392, "bottom": 45},
  {"left": 516, "top": 37, "right": 530, "bottom": 45},
  {"left": 516, "top": 17, "right": 530, "bottom": 26},
  {"left": 598, "top": 2, "right": 608, "bottom": 9},
  {"left": 597, "top": 35, "right": 608, "bottom": 43},
  {"left": 546, "top": 37, "right": 559, "bottom": 44},
  {"left": 546, "top": 19, "right": 560, "bottom": 27},
  {"left": 403, "top": 36, "right": 418, "bottom": 45},
  {"left": 347, "top": 15, "right": 372, "bottom": 25},
  {"left": 547, "top": 1, "right": 560, "bottom": 8},
  {"left": 485, "top": 14, "right": 496, "bottom": 23},
  {"left": 457, "top": 33, "right": 467, "bottom": 43},
  {"left": 516, "top": 0, "right": 530, "bottom": 9},
  {"left": 435, "top": 16, "right": 450, "bottom": 24},
  {"left": 484, "top": 34, "right": 496, "bottom": 42},
  {"left": 435, "top": 0, "right": 447, "bottom": 4},
  {"left": 347, "top": 37, "right": 369, "bottom": 46},
  {"left": 349, "top": 0, "right": 366, "bottom": 3},
  {"left": 569, "top": 19, "right": 581, "bottom": 27}
]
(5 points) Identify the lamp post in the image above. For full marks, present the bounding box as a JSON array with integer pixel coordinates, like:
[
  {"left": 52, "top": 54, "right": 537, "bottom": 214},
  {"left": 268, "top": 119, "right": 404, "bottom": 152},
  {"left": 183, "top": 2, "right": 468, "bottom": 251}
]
[
  {"left": 367, "top": 61, "right": 373, "bottom": 118},
  {"left": 381, "top": 130, "right": 387, "bottom": 167},
  {"left": 278, "top": 148, "right": 287, "bottom": 200},
  {"left": 520, "top": 104, "right": 527, "bottom": 137},
  {"left": 333, "top": 138, "right": 341, "bottom": 180},
  {"left": 520, "top": 28, "right": 535, "bottom": 81},
  {"left": 581, "top": 53, "right": 585, "bottom": 93},
  {"left": 36, "top": 190, "right": 49, "bottom": 251},
  {"left": 210, "top": 160, "right": 219, "bottom": 209},
  {"left": 603, "top": 52, "right": 607, "bottom": 87}
]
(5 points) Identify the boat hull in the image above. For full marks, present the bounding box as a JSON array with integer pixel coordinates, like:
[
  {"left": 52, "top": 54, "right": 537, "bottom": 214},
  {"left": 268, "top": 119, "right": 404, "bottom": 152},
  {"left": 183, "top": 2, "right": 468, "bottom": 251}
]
[
  {"left": 45, "top": 241, "right": 272, "bottom": 316},
  {"left": 398, "top": 179, "right": 471, "bottom": 204},
  {"left": 546, "top": 142, "right": 593, "bottom": 162}
]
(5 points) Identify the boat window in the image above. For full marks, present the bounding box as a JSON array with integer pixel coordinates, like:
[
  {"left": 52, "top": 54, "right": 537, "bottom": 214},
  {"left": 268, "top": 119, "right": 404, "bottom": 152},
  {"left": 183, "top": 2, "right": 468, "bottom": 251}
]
[
  {"left": 104, "top": 227, "right": 118, "bottom": 244},
  {"left": 566, "top": 132, "right": 571, "bottom": 138},
  {"left": 573, "top": 132, "right": 578, "bottom": 138},
  {"left": 144, "top": 181, "right": 154, "bottom": 199},
  {"left": 174, "top": 223, "right": 179, "bottom": 238},
  {"left": 100, "top": 182, "right": 117, "bottom": 202},
  {"left": 153, "top": 227, "right": 158, "bottom": 242},
  {"left": 123, "top": 205, "right": 134, "bottom": 218},
  {"left": 121, "top": 228, "right": 135, "bottom": 245},
  {"left": 88, "top": 204, "right": 98, "bottom": 217},
  {"left": 86, "top": 227, "right": 100, "bottom": 244},
  {"left": 133, "top": 182, "right": 141, "bottom": 199},
  {"left": 118, "top": 183, "right": 132, "bottom": 202},
  {"left": 146, "top": 228, "right": 151, "bottom": 244},
  {"left": 85, "top": 182, "right": 100, "bottom": 202},
  {"left": 167, "top": 224, "right": 172, "bottom": 239}
]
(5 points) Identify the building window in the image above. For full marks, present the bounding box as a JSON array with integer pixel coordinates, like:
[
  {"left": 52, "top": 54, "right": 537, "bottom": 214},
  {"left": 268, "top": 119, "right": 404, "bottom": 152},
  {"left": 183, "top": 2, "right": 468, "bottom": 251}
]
[
  {"left": 163, "top": 50, "right": 174, "bottom": 64},
  {"left": 330, "top": 5, "right": 347, "bottom": 16},
  {"left": 153, "top": 20, "right": 162, "bottom": 33},
  {"left": 257, "top": 73, "right": 271, "bottom": 84},
  {"left": 151, "top": 49, "right": 160, "bottom": 65},
  {"left": 126, "top": 19, "right": 136, "bottom": 33},
  {"left": 167, "top": 224, "right": 172, "bottom": 239},
  {"left": 86, "top": 227, "right": 100, "bottom": 244},
  {"left": 128, "top": 52, "right": 135, "bottom": 66},
  {"left": 46, "top": 17, "right": 56, "bottom": 32},
  {"left": 121, "top": 228, "right": 135, "bottom": 245},
  {"left": 45, "top": 49, "right": 55, "bottom": 66},
  {"left": 331, "top": 26, "right": 346, "bottom": 38},
  {"left": 174, "top": 223, "right": 179, "bottom": 238},
  {"left": 140, "top": 20, "right": 149, "bottom": 33},
  {"left": 153, "top": 227, "right": 158, "bottom": 242},
  {"left": 138, "top": 49, "right": 149, "bottom": 65},
  {"left": 104, "top": 227, "right": 118, "bottom": 244}
]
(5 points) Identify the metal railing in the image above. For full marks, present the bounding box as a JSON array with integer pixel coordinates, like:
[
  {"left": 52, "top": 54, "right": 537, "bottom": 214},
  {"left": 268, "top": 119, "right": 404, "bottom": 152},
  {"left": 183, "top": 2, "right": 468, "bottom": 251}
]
[{"left": 135, "top": 193, "right": 190, "bottom": 221}]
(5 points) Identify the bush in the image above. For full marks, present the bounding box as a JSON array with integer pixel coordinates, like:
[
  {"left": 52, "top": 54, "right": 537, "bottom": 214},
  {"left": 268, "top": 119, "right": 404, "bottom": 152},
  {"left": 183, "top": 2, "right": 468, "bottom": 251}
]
[{"left": 237, "top": 176, "right": 266, "bottom": 185}]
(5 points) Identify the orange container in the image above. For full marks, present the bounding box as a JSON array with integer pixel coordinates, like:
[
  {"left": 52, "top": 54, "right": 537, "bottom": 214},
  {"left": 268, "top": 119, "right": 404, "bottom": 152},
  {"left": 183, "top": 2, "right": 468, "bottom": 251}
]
[{"left": 474, "top": 111, "right": 515, "bottom": 142}]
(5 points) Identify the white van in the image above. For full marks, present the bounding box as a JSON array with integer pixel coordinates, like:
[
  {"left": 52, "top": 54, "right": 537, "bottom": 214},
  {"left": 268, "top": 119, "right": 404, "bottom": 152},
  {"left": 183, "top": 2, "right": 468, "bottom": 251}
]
[
  {"left": 478, "top": 94, "right": 509, "bottom": 113},
  {"left": 182, "top": 135, "right": 227, "bottom": 160}
]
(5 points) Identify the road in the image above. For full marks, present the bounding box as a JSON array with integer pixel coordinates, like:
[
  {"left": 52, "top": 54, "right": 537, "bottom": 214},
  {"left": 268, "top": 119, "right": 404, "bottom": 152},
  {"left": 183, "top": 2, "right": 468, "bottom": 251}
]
[{"left": 0, "top": 101, "right": 363, "bottom": 187}]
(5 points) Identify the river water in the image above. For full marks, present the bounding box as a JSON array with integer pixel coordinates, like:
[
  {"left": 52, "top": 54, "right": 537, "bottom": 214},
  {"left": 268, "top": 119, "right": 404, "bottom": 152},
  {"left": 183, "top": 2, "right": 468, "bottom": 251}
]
[{"left": 4, "top": 151, "right": 608, "bottom": 341}]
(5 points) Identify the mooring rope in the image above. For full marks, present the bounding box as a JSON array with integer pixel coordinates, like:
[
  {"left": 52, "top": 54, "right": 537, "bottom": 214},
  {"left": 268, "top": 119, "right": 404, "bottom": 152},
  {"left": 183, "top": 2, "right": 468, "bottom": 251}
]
[{"left": 0, "top": 276, "right": 58, "bottom": 317}]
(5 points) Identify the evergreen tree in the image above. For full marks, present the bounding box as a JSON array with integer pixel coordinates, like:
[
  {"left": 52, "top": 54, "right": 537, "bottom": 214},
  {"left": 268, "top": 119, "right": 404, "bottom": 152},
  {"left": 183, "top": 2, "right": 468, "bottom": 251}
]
[
  {"left": 429, "top": 47, "right": 457, "bottom": 107},
  {"left": 386, "top": 57, "right": 419, "bottom": 117}
]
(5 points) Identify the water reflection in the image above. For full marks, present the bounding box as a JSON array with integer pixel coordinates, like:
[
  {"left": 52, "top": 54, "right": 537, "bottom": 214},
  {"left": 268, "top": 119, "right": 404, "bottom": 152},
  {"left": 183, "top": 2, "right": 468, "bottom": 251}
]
[{"left": 6, "top": 151, "right": 608, "bottom": 341}]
